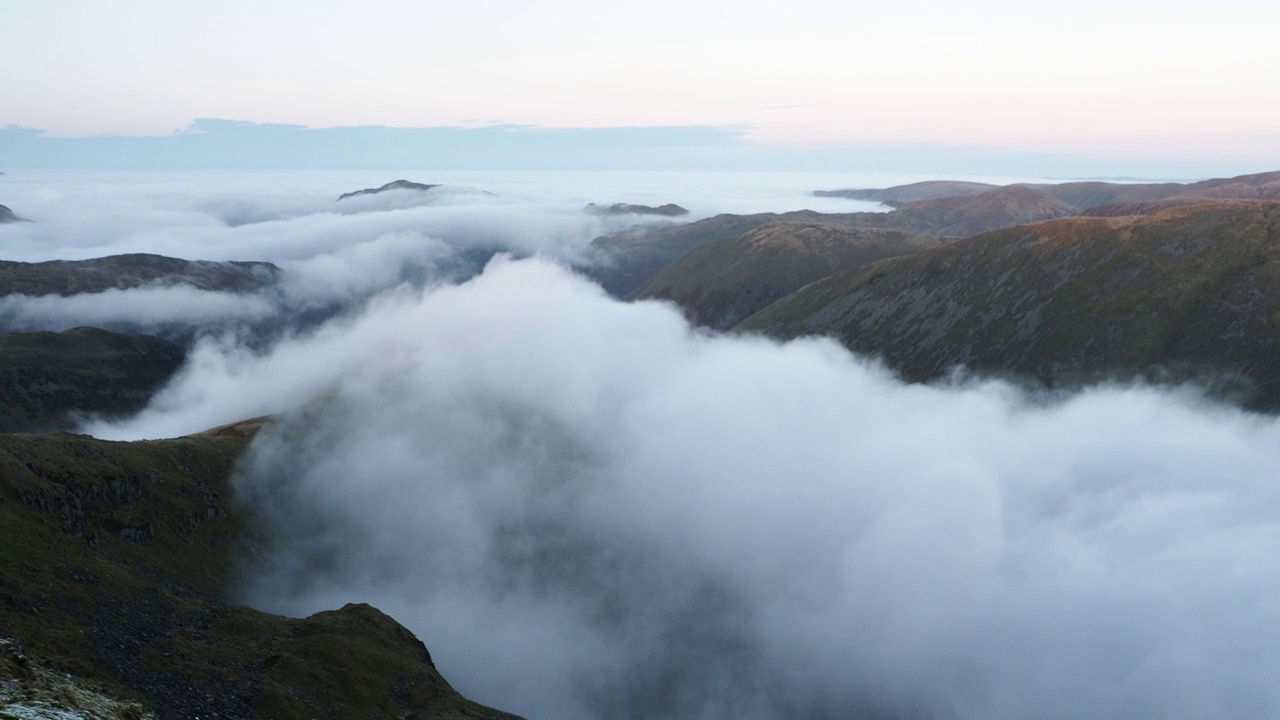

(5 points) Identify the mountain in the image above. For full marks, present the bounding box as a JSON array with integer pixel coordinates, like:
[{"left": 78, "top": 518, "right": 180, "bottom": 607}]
[
  {"left": 634, "top": 222, "right": 943, "bottom": 329},
  {"left": 0, "top": 420, "right": 523, "bottom": 720},
  {"left": 739, "top": 201, "right": 1280, "bottom": 410},
  {"left": 336, "top": 179, "right": 440, "bottom": 201},
  {"left": 0, "top": 327, "right": 185, "bottom": 433},
  {"left": 0, "top": 254, "right": 281, "bottom": 297},
  {"left": 1025, "top": 171, "right": 1280, "bottom": 209},
  {"left": 814, "top": 180, "right": 998, "bottom": 205},
  {"left": 876, "top": 185, "right": 1078, "bottom": 235},
  {"left": 0, "top": 204, "right": 28, "bottom": 223},
  {"left": 818, "top": 171, "right": 1280, "bottom": 211},
  {"left": 585, "top": 202, "right": 689, "bottom": 217},
  {"left": 586, "top": 186, "right": 1078, "bottom": 297}
]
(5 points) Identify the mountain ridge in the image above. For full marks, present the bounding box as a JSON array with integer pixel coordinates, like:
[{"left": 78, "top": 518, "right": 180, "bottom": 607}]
[
  {"left": 738, "top": 200, "right": 1280, "bottom": 409},
  {"left": 634, "top": 222, "right": 943, "bottom": 329},
  {"left": 0, "top": 254, "right": 281, "bottom": 298}
]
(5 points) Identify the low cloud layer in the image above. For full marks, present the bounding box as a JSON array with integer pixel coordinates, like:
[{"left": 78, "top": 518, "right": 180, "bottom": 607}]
[
  {"left": 0, "top": 170, "right": 884, "bottom": 337},
  {"left": 91, "top": 257, "right": 1280, "bottom": 720}
]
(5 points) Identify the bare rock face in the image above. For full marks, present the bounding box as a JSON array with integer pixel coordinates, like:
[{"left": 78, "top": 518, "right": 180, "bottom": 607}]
[
  {"left": 585, "top": 202, "right": 689, "bottom": 217},
  {"left": 337, "top": 179, "right": 441, "bottom": 201}
]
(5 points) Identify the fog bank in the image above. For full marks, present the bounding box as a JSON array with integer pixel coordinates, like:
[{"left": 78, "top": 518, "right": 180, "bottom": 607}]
[{"left": 91, "top": 257, "right": 1280, "bottom": 720}]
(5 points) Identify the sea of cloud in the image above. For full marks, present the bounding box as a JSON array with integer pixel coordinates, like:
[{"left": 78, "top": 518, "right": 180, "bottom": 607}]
[
  {"left": 0, "top": 169, "right": 894, "bottom": 335},
  {"left": 86, "top": 257, "right": 1280, "bottom": 720},
  {"left": 9, "top": 170, "right": 1278, "bottom": 719}
]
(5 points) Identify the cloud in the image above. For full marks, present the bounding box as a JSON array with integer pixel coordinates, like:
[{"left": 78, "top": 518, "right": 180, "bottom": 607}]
[
  {"left": 88, "top": 256, "right": 1280, "bottom": 720},
  {"left": 13, "top": 169, "right": 1279, "bottom": 719},
  {"left": 0, "top": 170, "right": 899, "bottom": 339},
  {"left": 0, "top": 285, "right": 278, "bottom": 332}
]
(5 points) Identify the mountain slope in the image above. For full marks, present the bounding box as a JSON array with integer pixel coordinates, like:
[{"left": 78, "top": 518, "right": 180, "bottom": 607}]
[
  {"left": 0, "top": 421, "right": 523, "bottom": 720},
  {"left": 740, "top": 201, "right": 1280, "bottom": 409},
  {"left": 0, "top": 204, "right": 28, "bottom": 223},
  {"left": 1027, "top": 170, "right": 1280, "bottom": 209},
  {"left": 336, "top": 179, "right": 440, "bottom": 201},
  {"left": 586, "top": 186, "right": 1077, "bottom": 297},
  {"left": 814, "top": 170, "right": 1280, "bottom": 211},
  {"left": 0, "top": 327, "right": 185, "bottom": 433},
  {"left": 814, "top": 180, "right": 998, "bottom": 205},
  {"left": 634, "top": 222, "right": 942, "bottom": 329},
  {"left": 0, "top": 254, "right": 280, "bottom": 297}
]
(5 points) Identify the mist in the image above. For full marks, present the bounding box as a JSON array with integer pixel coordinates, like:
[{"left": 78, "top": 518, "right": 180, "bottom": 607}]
[
  {"left": 87, "top": 254, "right": 1280, "bottom": 720},
  {"left": 12, "top": 170, "right": 1279, "bottom": 718},
  {"left": 0, "top": 170, "right": 894, "bottom": 338}
]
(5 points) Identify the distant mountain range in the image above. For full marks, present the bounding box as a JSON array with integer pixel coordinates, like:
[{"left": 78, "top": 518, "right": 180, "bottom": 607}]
[
  {"left": 585, "top": 184, "right": 1082, "bottom": 296},
  {"left": 582, "top": 170, "right": 1280, "bottom": 408},
  {"left": 818, "top": 170, "right": 1280, "bottom": 210},
  {"left": 815, "top": 179, "right": 998, "bottom": 205}
]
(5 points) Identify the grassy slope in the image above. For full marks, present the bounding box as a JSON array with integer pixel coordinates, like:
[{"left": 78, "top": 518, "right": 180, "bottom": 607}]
[
  {"left": 0, "top": 422, "right": 522, "bottom": 720},
  {"left": 0, "top": 254, "right": 280, "bottom": 297},
  {"left": 634, "top": 222, "right": 943, "bottom": 329},
  {"left": 0, "top": 327, "right": 185, "bottom": 433},
  {"left": 739, "top": 201, "right": 1280, "bottom": 409},
  {"left": 587, "top": 187, "right": 1077, "bottom": 298},
  {"left": 814, "top": 180, "right": 998, "bottom": 204}
]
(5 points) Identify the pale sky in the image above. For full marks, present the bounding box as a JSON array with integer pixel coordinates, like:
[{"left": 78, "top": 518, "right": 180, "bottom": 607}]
[{"left": 3, "top": 0, "right": 1279, "bottom": 168}]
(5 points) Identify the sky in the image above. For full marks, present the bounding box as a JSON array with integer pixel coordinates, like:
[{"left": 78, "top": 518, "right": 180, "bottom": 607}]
[{"left": 3, "top": 0, "right": 1279, "bottom": 174}]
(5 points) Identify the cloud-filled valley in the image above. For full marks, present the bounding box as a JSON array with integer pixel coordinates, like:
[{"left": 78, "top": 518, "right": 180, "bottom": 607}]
[
  {"left": 90, "top": 259, "right": 1280, "bottom": 720},
  {"left": 6, "top": 170, "right": 1280, "bottom": 719}
]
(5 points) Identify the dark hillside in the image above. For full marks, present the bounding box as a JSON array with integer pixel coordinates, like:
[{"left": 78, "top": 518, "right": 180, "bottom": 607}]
[
  {"left": 740, "top": 201, "right": 1280, "bottom": 410},
  {"left": 0, "top": 254, "right": 280, "bottom": 297},
  {"left": 0, "top": 421, "right": 523, "bottom": 720},
  {"left": 0, "top": 327, "right": 185, "bottom": 433},
  {"left": 587, "top": 187, "right": 1077, "bottom": 297},
  {"left": 635, "top": 222, "right": 942, "bottom": 329}
]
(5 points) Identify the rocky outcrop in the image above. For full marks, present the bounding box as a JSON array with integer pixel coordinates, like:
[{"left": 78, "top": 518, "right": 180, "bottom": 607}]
[{"left": 336, "top": 179, "right": 440, "bottom": 201}]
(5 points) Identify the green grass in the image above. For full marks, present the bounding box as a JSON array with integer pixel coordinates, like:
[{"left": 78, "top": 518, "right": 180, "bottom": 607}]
[
  {"left": 739, "top": 203, "right": 1280, "bottom": 409},
  {"left": 0, "top": 423, "right": 522, "bottom": 719},
  {"left": 0, "top": 328, "right": 185, "bottom": 433}
]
